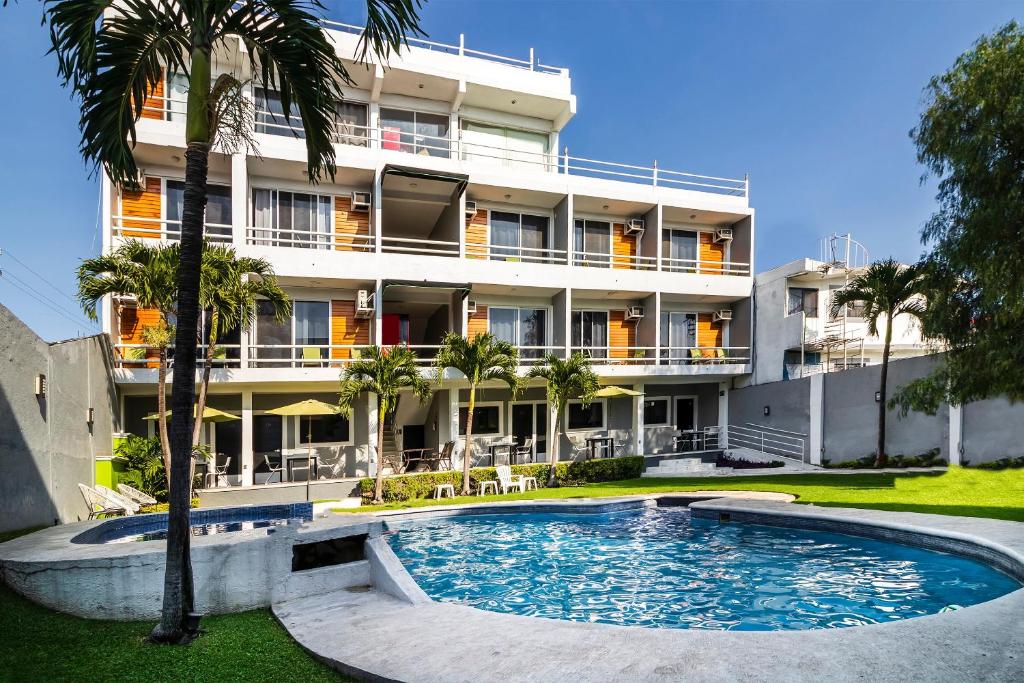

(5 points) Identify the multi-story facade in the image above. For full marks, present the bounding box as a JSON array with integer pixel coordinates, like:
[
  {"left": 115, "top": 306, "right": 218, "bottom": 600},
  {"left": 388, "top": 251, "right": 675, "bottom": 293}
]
[
  {"left": 751, "top": 236, "right": 926, "bottom": 385},
  {"left": 102, "top": 23, "right": 755, "bottom": 500}
]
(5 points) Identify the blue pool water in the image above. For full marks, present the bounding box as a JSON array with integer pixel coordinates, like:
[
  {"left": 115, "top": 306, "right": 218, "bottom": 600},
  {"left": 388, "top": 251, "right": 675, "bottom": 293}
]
[
  {"left": 108, "top": 518, "right": 293, "bottom": 543},
  {"left": 82, "top": 503, "right": 314, "bottom": 544},
  {"left": 386, "top": 507, "right": 1020, "bottom": 631}
]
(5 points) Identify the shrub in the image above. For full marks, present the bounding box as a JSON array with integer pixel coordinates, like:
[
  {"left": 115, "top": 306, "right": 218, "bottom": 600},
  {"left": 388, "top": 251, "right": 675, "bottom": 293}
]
[
  {"left": 716, "top": 454, "right": 785, "bottom": 469},
  {"left": 115, "top": 435, "right": 167, "bottom": 501},
  {"left": 359, "top": 456, "right": 644, "bottom": 503},
  {"left": 825, "top": 448, "right": 946, "bottom": 469},
  {"left": 973, "top": 456, "right": 1024, "bottom": 470}
]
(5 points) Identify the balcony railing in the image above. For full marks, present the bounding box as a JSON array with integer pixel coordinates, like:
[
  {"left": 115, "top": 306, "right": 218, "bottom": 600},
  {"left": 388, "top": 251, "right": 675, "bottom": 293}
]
[
  {"left": 661, "top": 256, "right": 751, "bottom": 277},
  {"left": 380, "top": 236, "right": 460, "bottom": 257},
  {"left": 245, "top": 226, "right": 373, "bottom": 252},
  {"left": 114, "top": 343, "right": 242, "bottom": 368},
  {"left": 467, "top": 243, "right": 568, "bottom": 264},
  {"left": 112, "top": 216, "right": 232, "bottom": 243},
  {"left": 571, "top": 346, "right": 658, "bottom": 365},
  {"left": 571, "top": 251, "right": 657, "bottom": 271},
  {"left": 658, "top": 347, "right": 750, "bottom": 365}
]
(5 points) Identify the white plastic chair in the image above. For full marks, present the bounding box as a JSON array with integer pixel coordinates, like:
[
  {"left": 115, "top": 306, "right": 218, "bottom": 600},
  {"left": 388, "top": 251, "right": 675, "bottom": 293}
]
[
  {"left": 495, "top": 465, "right": 525, "bottom": 494},
  {"left": 566, "top": 434, "right": 590, "bottom": 461},
  {"left": 78, "top": 483, "right": 130, "bottom": 519},
  {"left": 96, "top": 484, "right": 141, "bottom": 514},
  {"left": 513, "top": 437, "right": 534, "bottom": 464},
  {"left": 117, "top": 483, "right": 157, "bottom": 506}
]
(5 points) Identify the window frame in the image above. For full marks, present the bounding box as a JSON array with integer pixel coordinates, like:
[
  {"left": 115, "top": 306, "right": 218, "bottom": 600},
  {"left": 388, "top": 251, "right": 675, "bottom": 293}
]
[
  {"left": 294, "top": 413, "right": 353, "bottom": 447},
  {"left": 379, "top": 106, "right": 451, "bottom": 157},
  {"left": 642, "top": 397, "right": 671, "bottom": 427},
  {"left": 249, "top": 186, "right": 335, "bottom": 250},
  {"left": 787, "top": 287, "right": 820, "bottom": 318},
  {"left": 253, "top": 296, "right": 331, "bottom": 366},
  {"left": 487, "top": 305, "right": 551, "bottom": 349},
  {"left": 571, "top": 309, "right": 610, "bottom": 356},
  {"left": 457, "top": 401, "right": 504, "bottom": 436},
  {"left": 566, "top": 398, "right": 607, "bottom": 431},
  {"left": 572, "top": 217, "right": 613, "bottom": 267},
  {"left": 487, "top": 209, "right": 552, "bottom": 261}
]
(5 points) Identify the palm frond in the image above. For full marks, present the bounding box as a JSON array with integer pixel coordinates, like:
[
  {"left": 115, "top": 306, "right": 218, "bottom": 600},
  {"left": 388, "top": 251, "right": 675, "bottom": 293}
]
[
  {"left": 76, "top": 239, "right": 179, "bottom": 319},
  {"left": 359, "top": 0, "right": 424, "bottom": 63},
  {"left": 527, "top": 352, "right": 599, "bottom": 408},
  {"left": 435, "top": 332, "right": 521, "bottom": 394},
  {"left": 339, "top": 345, "right": 432, "bottom": 417},
  {"left": 828, "top": 258, "right": 927, "bottom": 337}
]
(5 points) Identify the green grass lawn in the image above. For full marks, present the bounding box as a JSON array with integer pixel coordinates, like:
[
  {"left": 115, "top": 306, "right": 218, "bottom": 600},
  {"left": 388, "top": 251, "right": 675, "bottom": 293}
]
[
  {"left": 346, "top": 467, "right": 1024, "bottom": 522},
  {"left": 0, "top": 524, "right": 348, "bottom": 682}
]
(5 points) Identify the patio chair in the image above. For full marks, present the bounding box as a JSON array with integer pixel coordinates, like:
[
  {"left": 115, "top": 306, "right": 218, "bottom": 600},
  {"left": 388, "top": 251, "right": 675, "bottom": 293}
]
[
  {"left": 117, "top": 483, "right": 157, "bottom": 506},
  {"left": 300, "top": 346, "right": 325, "bottom": 367},
  {"left": 381, "top": 452, "right": 406, "bottom": 475},
  {"left": 205, "top": 455, "right": 232, "bottom": 488},
  {"left": 96, "top": 484, "right": 141, "bottom": 514},
  {"left": 78, "top": 483, "right": 130, "bottom": 519},
  {"left": 495, "top": 465, "right": 526, "bottom": 494},
  {"left": 513, "top": 437, "right": 534, "bottom": 464},
  {"left": 437, "top": 440, "right": 455, "bottom": 471},
  {"left": 566, "top": 433, "right": 590, "bottom": 461},
  {"left": 262, "top": 454, "right": 284, "bottom": 483}
]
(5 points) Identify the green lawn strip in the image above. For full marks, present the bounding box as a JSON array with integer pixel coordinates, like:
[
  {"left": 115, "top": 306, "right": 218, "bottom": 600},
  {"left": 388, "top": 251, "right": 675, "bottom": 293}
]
[
  {"left": 0, "top": 583, "right": 348, "bottom": 683},
  {"left": 342, "top": 468, "right": 1024, "bottom": 522}
]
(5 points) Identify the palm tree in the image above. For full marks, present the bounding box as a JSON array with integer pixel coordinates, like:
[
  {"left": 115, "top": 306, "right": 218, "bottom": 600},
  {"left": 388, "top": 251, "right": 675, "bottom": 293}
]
[
  {"left": 193, "top": 245, "right": 290, "bottom": 448},
  {"left": 77, "top": 240, "right": 179, "bottom": 476},
  {"left": 435, "top": 332, "right": 520, "bottom": 495},
  {"left": 528, "top": 353, "right": 599, "bottom": 485},
  {"left": 338, "top": 346, "right": 432, "bottom": 503},
  {"left": 830, "top": 258, "right": 925, "bottom": 467},
  {"left": 48, "top": 0, "right": 422, "bottom": 644}
]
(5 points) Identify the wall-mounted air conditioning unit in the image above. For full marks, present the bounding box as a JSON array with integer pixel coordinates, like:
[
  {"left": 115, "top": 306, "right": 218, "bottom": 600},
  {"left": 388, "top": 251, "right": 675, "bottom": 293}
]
[
  {"left": 713, "top": 309, "right": 733, "bottom": 323},
  {"left": 466, "top": 300, "right": 478, "bottom": 315},
  {"left": 121, "top": 169, "right": 147, "bottom": 191},
  {"left": 625, "top": 305, "right": 645, "bottom": 321},
  {"left": 714, "top": 228, "right": 733, "bottom": 243},
  {"left": 351, "top": 191, "right": 371, "bottom": 212},
  {"left": 465, "top": 200, "right": 478, "bottom": 219},
  {"left": 624, "top": 218, "right": 645, "bottom": 237},
  {"left": 355, "top": 289, "right": 375, "bottom": 318}
]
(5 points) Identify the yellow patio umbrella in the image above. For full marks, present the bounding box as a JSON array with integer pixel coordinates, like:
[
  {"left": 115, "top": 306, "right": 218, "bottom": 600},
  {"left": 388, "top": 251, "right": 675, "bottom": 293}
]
[
  {"left": 594, "top": 386, "right": 644, "bottom": 398},
  {"left": 265, "top": 399, "right": 339, "bottom": 498},
  {"left": 143, "top": 406, "right": 240, "bottom": 422}
]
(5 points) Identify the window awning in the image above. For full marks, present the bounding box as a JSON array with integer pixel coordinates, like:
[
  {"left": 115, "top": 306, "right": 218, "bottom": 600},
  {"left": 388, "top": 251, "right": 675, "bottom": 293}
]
[
  {"left": 382, "top": 279, "right": 472, "bottom": 299},
  {"left": 381, "top": 165, "right": 468, "bottom": 197}
]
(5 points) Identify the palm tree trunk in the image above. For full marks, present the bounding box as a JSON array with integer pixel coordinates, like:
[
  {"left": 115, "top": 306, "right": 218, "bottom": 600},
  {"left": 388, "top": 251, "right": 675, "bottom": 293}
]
[
  {"left": 461, "top": 388, "right": 476, "bottom": 495},
  {"left": 875, "top": 316, "right": 894, "bottom": 468},
  {"left": 156, "top": 347, "right": 171, "bottom": 477},
  {"left": 547, "top": 401, "right": 560, "bottom": 486},
  {"left": 373, "top": 397, "right": 386, "bottom": 503}
]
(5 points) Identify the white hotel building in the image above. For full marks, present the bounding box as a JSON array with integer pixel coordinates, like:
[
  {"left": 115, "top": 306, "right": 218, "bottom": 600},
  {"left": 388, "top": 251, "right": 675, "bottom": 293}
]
[{"left": 104, "top": 24, "right": 755, "bottom": 502}]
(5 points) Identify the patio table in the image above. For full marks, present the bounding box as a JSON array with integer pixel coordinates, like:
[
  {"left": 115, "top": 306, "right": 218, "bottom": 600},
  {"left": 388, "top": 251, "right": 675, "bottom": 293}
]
[
  {"left": 402, "top": 448, "right": 435, "bottom": 471},
  {"left": 586, "top": 435, "right": 614, "bottom": 460},
  {"left": 284, "top": 453, "right": 320, "bottom": 482},
  {"left": 487, "top": 439, "right": 516, "bottom": 466}
]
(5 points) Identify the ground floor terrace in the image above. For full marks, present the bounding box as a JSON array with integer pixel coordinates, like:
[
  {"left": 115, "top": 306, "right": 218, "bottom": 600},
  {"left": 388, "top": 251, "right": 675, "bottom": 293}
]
[{"left": 118, "top": 378, "right": 731, "bottom": 503}]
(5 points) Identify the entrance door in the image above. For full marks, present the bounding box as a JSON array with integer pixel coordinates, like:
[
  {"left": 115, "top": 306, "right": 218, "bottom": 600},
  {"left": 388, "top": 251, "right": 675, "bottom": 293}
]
[
  {"left": 214, "top": 419, "right": 242, "bottom": 479},
  {"left": 253, "top": 414, "right": 283, "bottom": 481},
  {"left": 510, "top": 403, "right": 547, "bottom": 462},
  {"left": 674, "top": 397, "right": 698, "bottom": 452}
]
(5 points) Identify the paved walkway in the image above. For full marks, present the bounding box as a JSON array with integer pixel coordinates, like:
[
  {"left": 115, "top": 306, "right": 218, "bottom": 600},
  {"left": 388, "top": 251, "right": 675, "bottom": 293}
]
[{"left": 275, "top": 498, "right": 1024, "bottom": 683}]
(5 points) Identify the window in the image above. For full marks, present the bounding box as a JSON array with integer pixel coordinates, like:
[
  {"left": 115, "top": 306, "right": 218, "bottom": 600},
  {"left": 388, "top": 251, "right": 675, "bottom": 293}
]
[
  {"left": 167, "top": 180, "right": 231, "bottom": 240},
  {"left": 788, "top": 287, "right": 819, "bottom": 317},
  {"left": 255, "top": 88, "right": 303, "bottom": 138},
  {"left": 335, "top": 101, "right": 368, "bottom": 146},
  {"left": 568, "top": 401, "right": 604, "bottom": 430},
  {"left": 643, "top": 398, "right": 670, "bottom": 426},
  {"left": 198, "top": 309, "right": 241, "bottom": 366},
  {"left": 571, "top": 311, "right": 609, "bottom": 358},
  {"left": 251, "top": 189, "right": 332, "bottom": 249},
  {"left": 380, "top": 108, "right": 450, "bottom": 157},
  {"left": 490, "top": 211, "right": 550, "bottom": 261},
  {"left": 294, "top": 301, "right": 329, "bottom": 361},
  {"left": 660, "top": 312, "right": 697, "bottom": 360},
  {"left": 489, "top": 307, "right": 547, "bottom": 358},
  {"left": 299, "top": 415, "right": 350, "bottom": 444},
  {"left": 665, "top": 229, "right": 699, "bottom": 272},
  {"left": 166, "top": 72, "right": 189, "bottom": 122},
  {"left": 573, "top": 219, "right": 611, "bottom": 267},
  {"left": 254, "top": 299, "right": 328, "bottom": 367},
  {"left": 255, "top": 299, "right": 291, "bottom": 366},
  {"left": 458, "top": 405, "right": 501, "bottom": 435},
  {"left": 829, "top": 284, "right": 866, "bottom": 318},
  {"left": 461, "top": 121, "right": 549, "bottom": 169}
]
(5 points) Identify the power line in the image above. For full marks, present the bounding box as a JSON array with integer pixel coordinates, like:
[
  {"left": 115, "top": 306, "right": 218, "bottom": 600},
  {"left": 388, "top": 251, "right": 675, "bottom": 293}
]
[
  {"left": 0, "top": 276, "right": 98, "bottom": 335},
  {"left": 0, "top": 247, "right": 81, "bottom": 307},
  {"left": 0, "top": 270, "right": 98, "bottom": 332}
]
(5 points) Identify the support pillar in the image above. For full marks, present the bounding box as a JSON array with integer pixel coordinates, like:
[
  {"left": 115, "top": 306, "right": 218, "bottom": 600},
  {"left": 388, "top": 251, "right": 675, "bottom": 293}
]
[
  {"left": 809, "top": 373, "right": 824, "bottom": 465},
  {"left": 240, "top": 389, "right": 253, "bottom": 486},
  {"left": 367, "top": 392, "right": 379, "bottom": 477},
  {"left": 632, "top": 383, "right": 645, "bottom": 455},
  {"left": 231, "top": 152, "right": 247, "bottom": 249},
  {"left": 949, "top": 403, "right": 963, "bottom": 466},
  {"left": 718, "top": 382, "right": 729, "bottom": 449}
]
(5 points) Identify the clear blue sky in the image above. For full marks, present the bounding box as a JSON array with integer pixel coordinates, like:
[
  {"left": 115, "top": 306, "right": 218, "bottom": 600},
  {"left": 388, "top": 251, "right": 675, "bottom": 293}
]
[{"left": 0, "top": 1, "right": 1018, "bottom": 340}]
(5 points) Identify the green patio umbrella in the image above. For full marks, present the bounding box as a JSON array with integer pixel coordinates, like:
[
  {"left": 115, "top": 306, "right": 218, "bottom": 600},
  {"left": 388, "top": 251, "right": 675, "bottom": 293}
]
[
  {"left": 594, "top": 386, "right": 644, "bottom": 398},
  {"left": 143, "top": 406, "right": 240, "bottom": 422},
  {"left": 265, "top": 399, "right": 339, "bottom": 500}
]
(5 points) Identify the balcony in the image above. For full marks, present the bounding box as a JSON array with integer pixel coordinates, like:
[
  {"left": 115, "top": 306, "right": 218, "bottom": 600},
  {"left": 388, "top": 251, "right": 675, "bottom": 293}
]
[{"left": 112, "top": 215, "right": 233, "bottom": 244}]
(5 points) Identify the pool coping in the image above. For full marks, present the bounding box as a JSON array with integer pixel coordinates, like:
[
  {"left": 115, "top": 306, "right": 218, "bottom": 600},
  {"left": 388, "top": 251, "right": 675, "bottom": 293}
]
[{"left": 274, "top": 496, "right": 1024, "bottom": 682}]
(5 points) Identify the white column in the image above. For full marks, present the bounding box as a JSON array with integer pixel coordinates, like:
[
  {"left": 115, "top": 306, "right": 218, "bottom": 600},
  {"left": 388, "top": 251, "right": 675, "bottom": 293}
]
[
  {"left": 718, "top": 382, "right": 729, "bottom": 449},
  {"left": 448, "top": 388, "right": 461, "bottom": 466},
  {"left": 367, "top": 392, "right": 379, "bottom": 477},
  {"left": 374, "top": 279, "right": 384, "bottom": 345},
  {"left": 373, "top": 169, "right": 383, "bottom": 254},
  {"left": 632, "top": 383, "right": 644, "bottom": 455},
  {"left": 100, "top": 173, "right": 114, "bottom": 336},
  {"left": 948, "top": 403, "right": 963, "bottom": 466},
  {"left": 240, "top": 389, "right": 253, "bottom": 486},
  {"left": 231, "top": 152, "right": 247, "bottom": 249},
  {"left": 809, "top": 373, "right": 824, "bottom": 465}
]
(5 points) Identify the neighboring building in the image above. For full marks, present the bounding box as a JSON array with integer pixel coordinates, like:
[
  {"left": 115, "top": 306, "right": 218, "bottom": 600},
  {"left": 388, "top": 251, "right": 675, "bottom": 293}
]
[
  {"left": 751, "top": 235, "right": 927, "bottom": 386},
  {"left": 99, "top": 23, "right": 755, "bottom": 501}
]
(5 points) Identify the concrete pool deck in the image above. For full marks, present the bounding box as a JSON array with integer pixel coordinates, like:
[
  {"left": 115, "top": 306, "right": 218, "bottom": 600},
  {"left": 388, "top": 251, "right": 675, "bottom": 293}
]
[{"left": 275, "top": 497, "right": 1024, "bottom": 683}]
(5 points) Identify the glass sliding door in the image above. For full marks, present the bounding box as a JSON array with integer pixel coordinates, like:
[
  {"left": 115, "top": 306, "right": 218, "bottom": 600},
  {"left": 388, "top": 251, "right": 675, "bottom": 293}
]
[
  {"left": 490, "top": 211, "right": 520, "bottom": 260},
  {"left": 380, "top": 108, "right": 450, "bottom": 157},
  {"left": 167, "top": 180, "right": 231, "bottom": 241},
  {"left": 660, "top": 312, "right": 697, "bottom": 361},
  {"left": 572, "top": 311, "right": 609, "bottom": 359},
  {"left": 250, "top": 189, "right": 332, "bottom": 249},
  {"left": 294, "top": 301, "right": 329, "bottom": 364},
  {"left": 335, "top": 101, "right": 368, "bottom": 146},
  {"left": 490, "top": 211, "right": 550, "bottom": 261},
  {"left": 573, "top": 220, "right": 611, "bottom": 267},
  {"left": 666, "top": 229, "right": 699, "bottom": 272},
  {"left": 510, "top": 402, "right": 547, "bottom": 462},
  {"left": 255, "top": 88, "right": 303, "bottom": 138},
  {"left": 461, "top": 121, "right": 549, "bottom": 169},
  {"left": 490, "top": 307, "right": 547, "bottom": 358},
  {"left": 255, "top": 300, "right": 291, "bottom": 367}
]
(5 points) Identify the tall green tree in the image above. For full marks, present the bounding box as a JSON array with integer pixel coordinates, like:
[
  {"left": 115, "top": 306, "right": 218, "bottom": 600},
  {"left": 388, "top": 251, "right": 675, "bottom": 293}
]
[
  {"left": 338, "top": 346, "right": 432, "bottom": 503},
  {"left": 48, "top": 0, "right": 423, "bottom": 644},
  {"left": 193, "top": 246, "right": 290, "bottom": 448},
  {"left": 435, "top": 332, "right": 520, "bottom": 495},
  {"left": 77, "top": 240, "right": 179, "bottom": 475},
  {"left": 896, "top": 22, "right": 1024, "bottom": 414},
  {"left": 830, "top": 259, "right": 925, "bottom": 467},
  {"left": 527, "top": 352, "right": 599, "bottom": 485}
]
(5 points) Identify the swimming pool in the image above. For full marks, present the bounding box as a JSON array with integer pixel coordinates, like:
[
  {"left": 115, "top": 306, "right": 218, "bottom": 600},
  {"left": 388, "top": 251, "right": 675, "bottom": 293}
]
[{"left": 386, "top": 507, "right": 1020, "bottom": 631}]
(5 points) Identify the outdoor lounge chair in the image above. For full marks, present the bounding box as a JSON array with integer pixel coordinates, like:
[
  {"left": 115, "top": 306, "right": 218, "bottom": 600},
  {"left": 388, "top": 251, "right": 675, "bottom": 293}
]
[
  {"left": 437, "top": 440, "right": 455, "bottom": 471},
  {"left": 205, "top": 456, "right": 231, "bottom": 488},
  {"left": 96, "top": 484, "right": 141, "bottom": 514},
  {"left": 78, "top": 483, "right": 131, "bottom": 519},
  {"left": 566, "top": 433, "right": 590, "bottom": 461},
  {"left": 513, "top": 437, "right": 534, "bottom": 464},
  {"left": 117, "top": 482, "right": 157, "bottom": 506},
  {"left": 495, "top": 465, "right": 526, "bottom": 494},
  {"left": 262, "top": 454, "right": 284, "bottom": 483}
]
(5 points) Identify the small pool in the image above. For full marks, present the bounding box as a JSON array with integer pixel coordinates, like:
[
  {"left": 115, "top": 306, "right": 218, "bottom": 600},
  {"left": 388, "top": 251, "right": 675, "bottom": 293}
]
[
  {"left": 386, "top": 507, "right": 1020, "bottom": 631},
  {"left": 76, "top": 503, "right": 314, "bottom": 544}
]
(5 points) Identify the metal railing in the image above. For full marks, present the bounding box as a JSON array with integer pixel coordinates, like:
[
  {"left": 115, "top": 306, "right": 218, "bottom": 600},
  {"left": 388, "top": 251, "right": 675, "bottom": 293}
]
[
  {"left": 571, "top": 250, "right": 657, "bottom": 271},
  {"left": 112, "top": 216, "right": 232, "bottom": 243},
  {"left": 247, "top": 344, "right": 364, "bottom": 368},
  {"left": 571, "top": 346, "right": 658, "bottom": 365},
  {"left": 466, "top": 243, "right": 568, "bottom": 264},
  {"left": 659, "top": 347, "right": 751, "bottom": 364},
  {"left": 245, "top": 226, "right": 373, "bottom": 252},
  {"left": 140, "top": 94, "right": 186, "bottom": 122},
  {"left": 113, "top": 343, "right": 242, "bottom": 368},
  {"left": 661, "top": 256, "right": 751, "bottom": 276},
  {"left": 726, "top": 423, "right": 807, "bottom": 463},
  {"left": 675, "top": 427, "right": 721, "bottom": 452},
  {"left": 380, "top": 235, "right": 459, "bottom": 257}
]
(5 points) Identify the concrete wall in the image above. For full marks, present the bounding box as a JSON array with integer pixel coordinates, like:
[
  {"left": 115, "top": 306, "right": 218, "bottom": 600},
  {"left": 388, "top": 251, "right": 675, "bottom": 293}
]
[
  {"left": 0, "top": 304, "right": 116, "bottom": 532},
  {"left": 730, "top": 352, "right": 1021, "bottom": 465}
]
